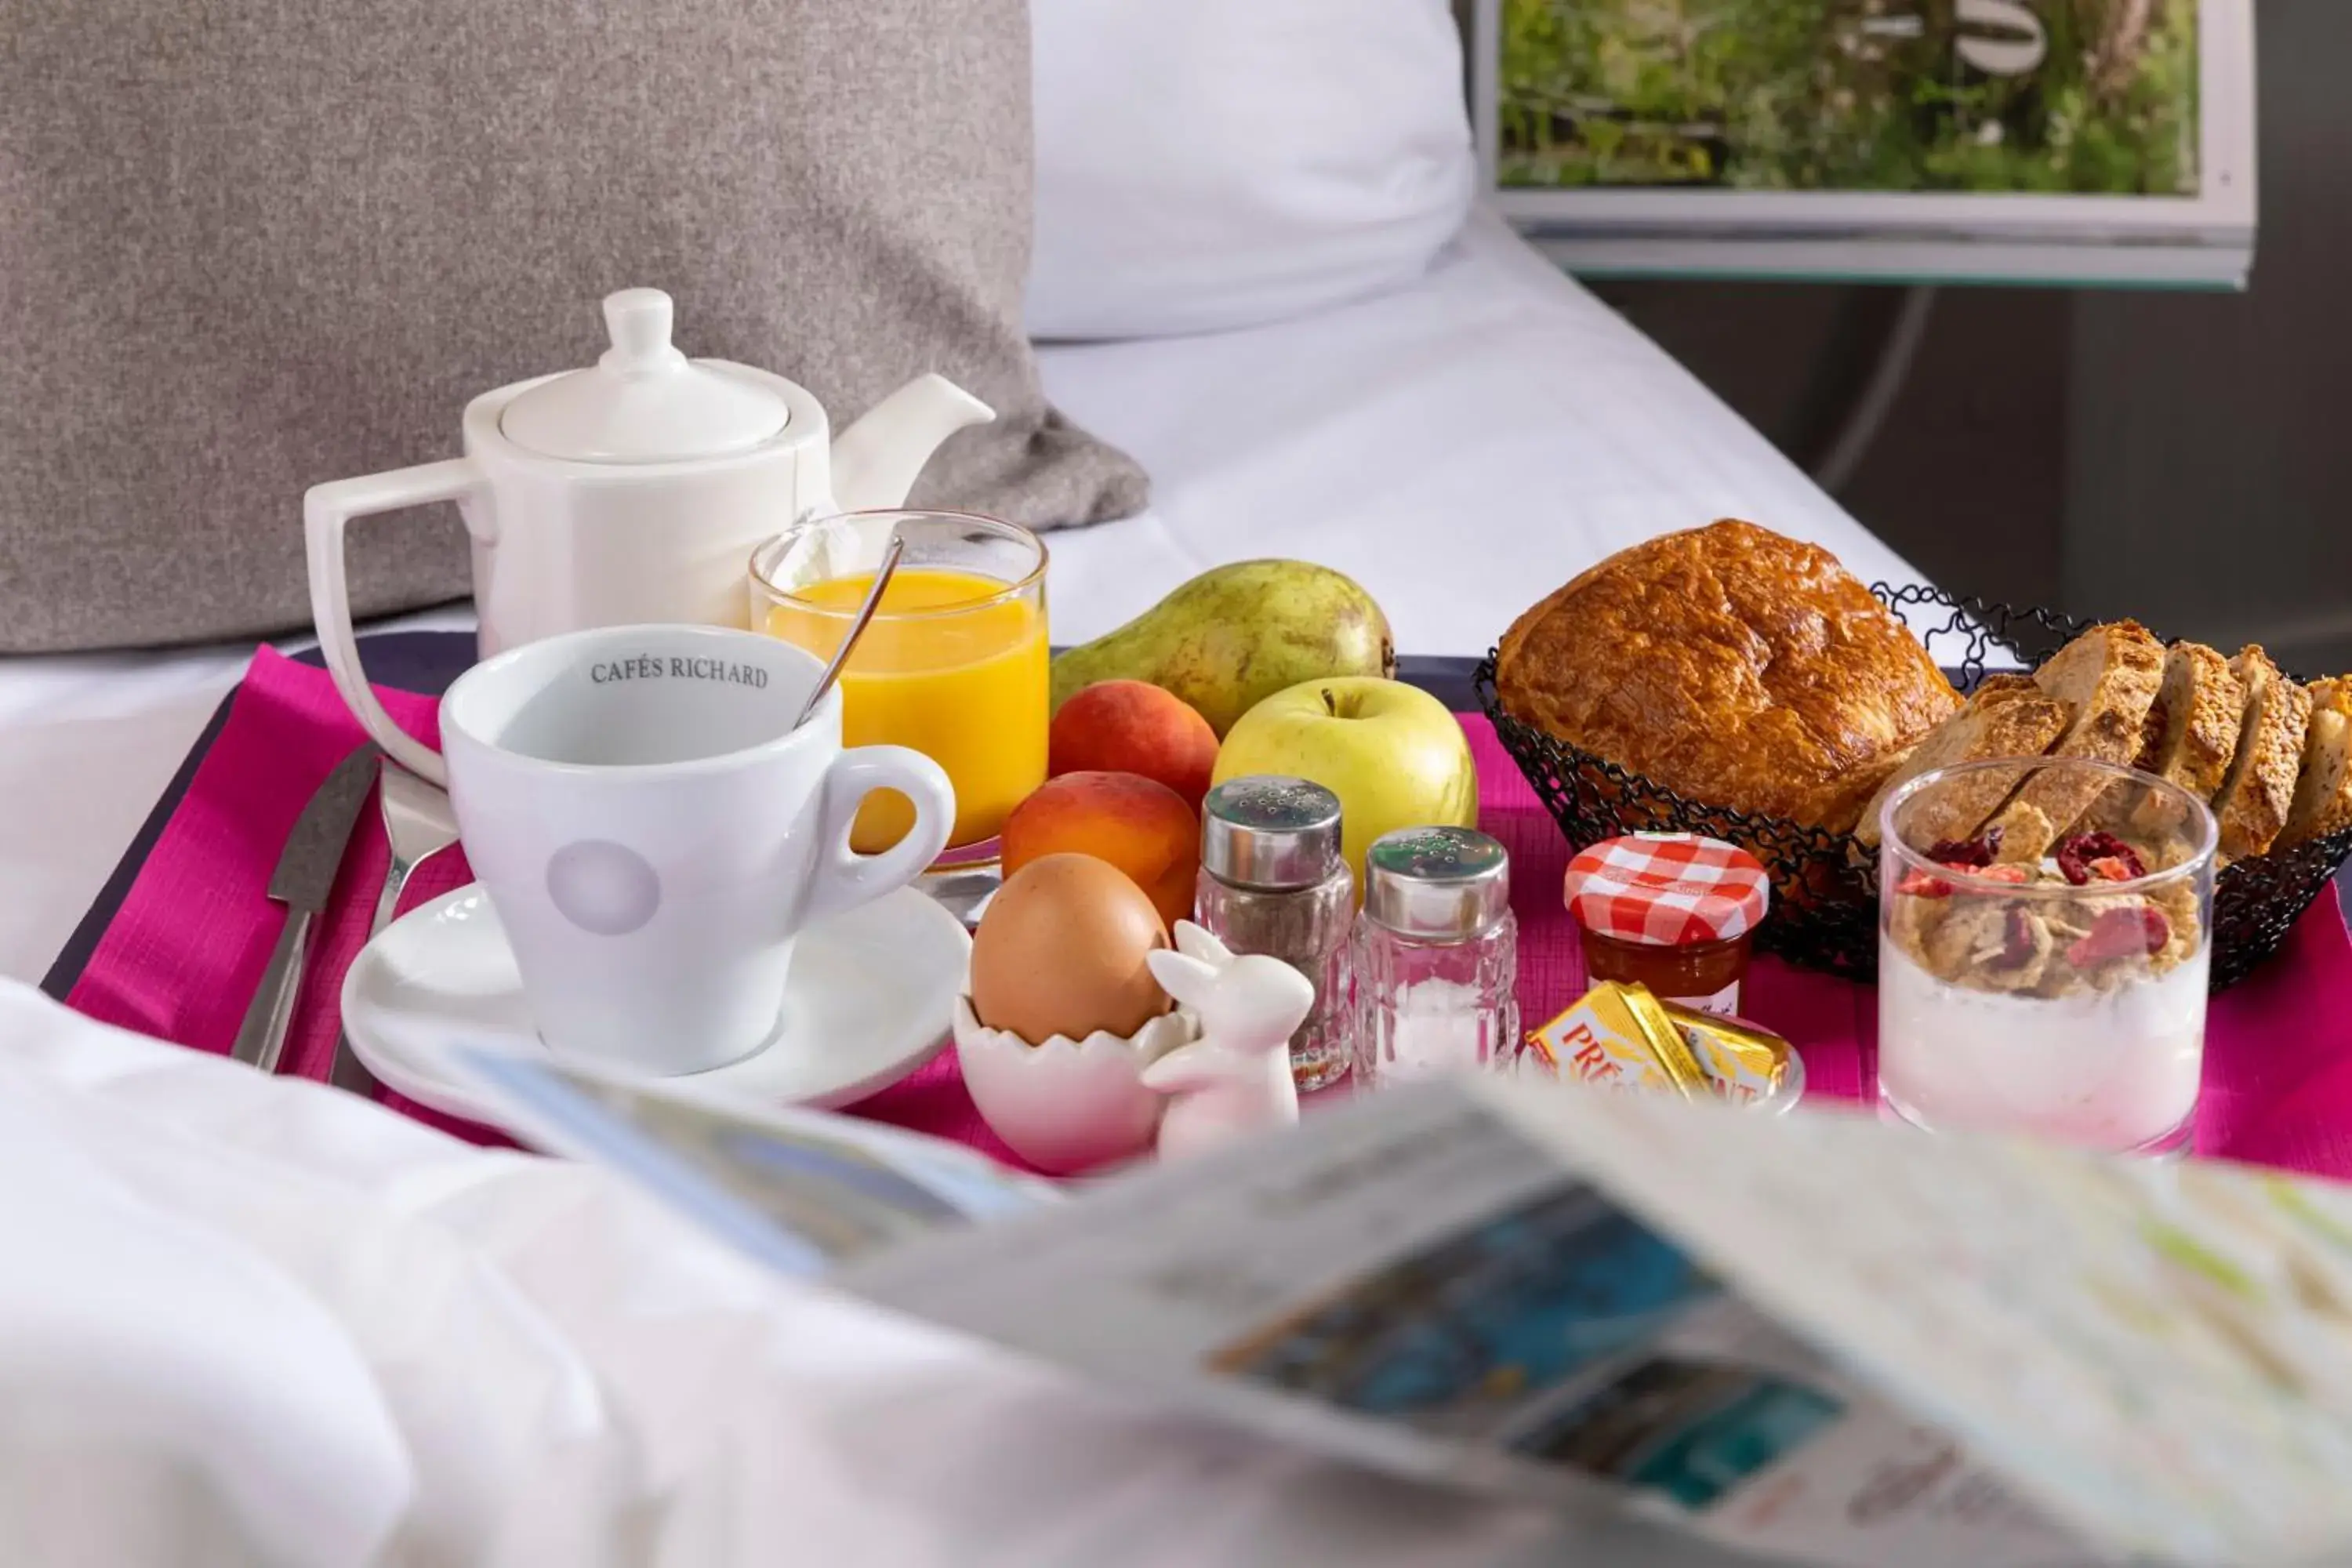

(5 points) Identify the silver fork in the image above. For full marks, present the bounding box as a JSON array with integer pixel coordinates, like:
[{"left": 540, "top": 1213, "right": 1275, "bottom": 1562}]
[{"left": 326, "top": 757, "right": 462, "bottom": 1094}]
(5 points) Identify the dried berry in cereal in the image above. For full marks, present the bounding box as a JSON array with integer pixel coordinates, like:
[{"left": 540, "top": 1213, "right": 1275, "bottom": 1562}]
[
  {"left": 2056, "top": 832, "right": 2147, "bottom": 886},
  {"left": 2066, "top": 904, "right": 2172, "bottom": 966}
]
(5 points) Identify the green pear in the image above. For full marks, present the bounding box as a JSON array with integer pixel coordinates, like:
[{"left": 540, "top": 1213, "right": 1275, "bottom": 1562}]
[{"left": 1051, "top": 561, "right": 1395, "bottom": 737}]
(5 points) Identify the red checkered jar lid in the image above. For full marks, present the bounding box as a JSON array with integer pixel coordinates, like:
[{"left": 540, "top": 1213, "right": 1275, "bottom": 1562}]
[{"left": 1562, "top": 833, "right": 1770, "bottom": 947}]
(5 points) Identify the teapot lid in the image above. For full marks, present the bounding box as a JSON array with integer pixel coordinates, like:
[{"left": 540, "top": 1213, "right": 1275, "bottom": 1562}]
[{"left": 498, "top": 289, "right": 789, "bottom": 463}]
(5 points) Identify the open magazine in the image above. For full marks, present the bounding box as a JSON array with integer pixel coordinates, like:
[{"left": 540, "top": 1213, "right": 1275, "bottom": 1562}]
[
  {"left": 1472, "top": 0, "right": 2258, "bottom": 287},
  {"left": 460, "top": 1048, "right": 2352, "bottom": 1568}
]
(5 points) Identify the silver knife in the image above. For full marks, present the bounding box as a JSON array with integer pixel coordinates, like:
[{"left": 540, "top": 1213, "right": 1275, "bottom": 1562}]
[{"left": 232, "top": 742, "right": 379, "bottom": 1073}]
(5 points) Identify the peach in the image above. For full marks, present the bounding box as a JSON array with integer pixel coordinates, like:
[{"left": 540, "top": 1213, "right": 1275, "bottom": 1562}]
[
  {"left": 1048, "top": 681, "right": 1219, "bottom": 809},
  {"left": 1001, "top": 771, "right": 1200, "bottom": 930}
]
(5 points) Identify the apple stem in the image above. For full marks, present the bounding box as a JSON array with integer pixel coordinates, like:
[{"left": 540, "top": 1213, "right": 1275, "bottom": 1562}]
[{"left": 1322, "top": 688, "right": 1338, "bottom": 718}]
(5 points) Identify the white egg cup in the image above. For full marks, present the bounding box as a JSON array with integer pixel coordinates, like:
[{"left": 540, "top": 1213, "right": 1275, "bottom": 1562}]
[{"left": 953, "top": 985, "right": 1197, "bottom": 1175}]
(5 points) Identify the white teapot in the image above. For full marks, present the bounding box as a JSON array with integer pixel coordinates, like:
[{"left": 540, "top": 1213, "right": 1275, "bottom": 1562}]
[{"left": 305, "top": 286, "right": 993, "bottom": 784}]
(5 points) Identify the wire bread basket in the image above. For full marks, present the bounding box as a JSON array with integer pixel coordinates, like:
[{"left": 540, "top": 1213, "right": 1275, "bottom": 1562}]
[{"left": 1475, "top": 586, "right": 2352, "bottom": 990}]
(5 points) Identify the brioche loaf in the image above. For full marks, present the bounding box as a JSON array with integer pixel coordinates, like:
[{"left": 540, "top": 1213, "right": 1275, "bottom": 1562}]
[{"left": 1496, "top": 521, "right": 1958, "bottom": 833}]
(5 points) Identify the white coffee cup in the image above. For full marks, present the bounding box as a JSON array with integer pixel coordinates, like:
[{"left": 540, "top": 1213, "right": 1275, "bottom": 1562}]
[{"left": 433, "top": 622, "right": 954, "bottom": 1073}]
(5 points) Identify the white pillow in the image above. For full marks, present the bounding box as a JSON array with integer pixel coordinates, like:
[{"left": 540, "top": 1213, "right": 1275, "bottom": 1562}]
[{"left": 1025, "top": 0, "right": 1475, "bottom": 341}]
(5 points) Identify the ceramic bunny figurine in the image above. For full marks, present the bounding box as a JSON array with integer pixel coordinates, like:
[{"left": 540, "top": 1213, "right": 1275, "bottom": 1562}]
[{"left": 1141, "top": 922, "right": 1313, "bottom": 1162}]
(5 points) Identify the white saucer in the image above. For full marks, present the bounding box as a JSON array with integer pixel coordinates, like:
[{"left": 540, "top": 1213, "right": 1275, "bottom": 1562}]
[{"left": 343, "top": 884, "right": 971, "bottom": 1128}]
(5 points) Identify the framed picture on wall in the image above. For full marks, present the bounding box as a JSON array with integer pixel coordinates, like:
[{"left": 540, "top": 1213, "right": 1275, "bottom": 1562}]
[{"left": 1471, "top": 1, "right": 2258, "bottom": 287}]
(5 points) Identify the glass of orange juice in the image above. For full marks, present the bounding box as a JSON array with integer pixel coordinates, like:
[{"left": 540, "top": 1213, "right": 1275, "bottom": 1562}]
[{"left": 750, "top": 511, "right": 1048, "bottom": 880}]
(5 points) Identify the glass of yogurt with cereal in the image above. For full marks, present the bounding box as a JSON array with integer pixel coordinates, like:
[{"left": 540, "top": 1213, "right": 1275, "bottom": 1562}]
[{"left": 1877, "top": 757, "right": 2217, "bottom": 1156}]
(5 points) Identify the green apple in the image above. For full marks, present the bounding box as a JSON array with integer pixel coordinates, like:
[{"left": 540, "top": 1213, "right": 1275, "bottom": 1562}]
[{"left": 1212, "top": 677, "right": 1479, "bottom": 894}]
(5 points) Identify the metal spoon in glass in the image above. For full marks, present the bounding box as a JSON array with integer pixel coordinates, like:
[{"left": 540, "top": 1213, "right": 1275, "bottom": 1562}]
[{"left": 793, "top": 532, "right": 904, "bottom": 728}]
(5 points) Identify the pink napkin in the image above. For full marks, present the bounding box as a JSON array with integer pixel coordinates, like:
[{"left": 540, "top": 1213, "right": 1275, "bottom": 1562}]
[
  {"left": 63, "top": 654, "right": 2352, "bottom": 1181},
  {"left": 67, "top": 648, "right": 488, "bottom": 1142}
]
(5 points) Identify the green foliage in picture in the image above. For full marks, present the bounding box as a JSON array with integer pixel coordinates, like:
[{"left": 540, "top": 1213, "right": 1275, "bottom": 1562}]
[{"left": 1497, "top": 0, "right": 2201, "bottom": 194}]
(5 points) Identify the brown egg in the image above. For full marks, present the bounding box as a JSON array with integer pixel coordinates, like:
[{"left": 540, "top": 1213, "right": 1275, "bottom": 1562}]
[{"left": 970, "top": 853, "right": 1173, "bottom": 1046}]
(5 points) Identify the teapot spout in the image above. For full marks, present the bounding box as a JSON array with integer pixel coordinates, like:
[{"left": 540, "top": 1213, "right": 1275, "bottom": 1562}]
[{"left": 829, "top": 374, "right": 995, "bottom": 514}]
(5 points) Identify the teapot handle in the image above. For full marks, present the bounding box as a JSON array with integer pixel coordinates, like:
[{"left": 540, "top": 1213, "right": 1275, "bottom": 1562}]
[{"left": 304, "top": 459, "right": 488, "bottom": 786}]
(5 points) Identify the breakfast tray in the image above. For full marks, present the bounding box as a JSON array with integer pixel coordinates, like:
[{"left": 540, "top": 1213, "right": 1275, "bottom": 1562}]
[
  {"left": 44, "top": 630, "right": 2352, "bottom": 1179},
  {"left": 1476, "top": 586, "right": 2352, "bottom": 991}
]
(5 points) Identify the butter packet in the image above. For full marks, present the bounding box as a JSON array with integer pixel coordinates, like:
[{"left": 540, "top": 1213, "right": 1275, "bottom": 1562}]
[
  {"left": 1521, "top": 981, "right": 1705, "bottom": 1099},
  {"left": 1613, "top": 984, "right": 1712, "bottom": 1098},
  {"left": 1659, "top": 1001, "right": 1792, "bottom": 1106}
]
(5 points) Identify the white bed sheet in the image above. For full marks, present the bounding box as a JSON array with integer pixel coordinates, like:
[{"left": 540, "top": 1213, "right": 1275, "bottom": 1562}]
[
  {"left": 1039, "top": 209, "right": 1922, "bottom": 656},
  {"left": 0, "top": 208, "right": 1925, "bottom": 989}
]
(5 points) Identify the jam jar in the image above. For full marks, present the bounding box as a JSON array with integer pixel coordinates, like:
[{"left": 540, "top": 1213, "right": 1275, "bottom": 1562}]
[{"left": 1561, "top": 834, "right": 1770, "bottom": 1016}]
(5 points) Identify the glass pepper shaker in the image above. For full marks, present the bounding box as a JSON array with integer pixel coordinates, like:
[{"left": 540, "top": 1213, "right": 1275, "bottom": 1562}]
[
  {"left": 1194, "top": 776, "right": 1356, "bottom": 1091},
  {"left": 1353, "top": 826, "right": 1519, "bottom": 1091}
]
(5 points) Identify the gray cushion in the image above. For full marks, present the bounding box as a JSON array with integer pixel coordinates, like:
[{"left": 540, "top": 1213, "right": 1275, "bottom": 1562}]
[{"left": 0, "top": 0, "right": 1147, "bottom": 652}]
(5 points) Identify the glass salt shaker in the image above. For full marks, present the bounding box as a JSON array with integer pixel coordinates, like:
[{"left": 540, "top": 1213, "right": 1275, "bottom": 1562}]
[
  {"left": 1353, "top": 826, "right": 1519, "bottom": 1091},
  {"left": 1195, "top": 776, "right": 1356, "bottom": 1091}
]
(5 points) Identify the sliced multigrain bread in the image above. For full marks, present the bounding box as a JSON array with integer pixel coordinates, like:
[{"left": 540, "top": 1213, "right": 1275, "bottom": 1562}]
[
  {"left": 2099, "top": 640, "right": 2248, "bottom": 840},
  {"left": 2212, "top": 646, "right": 2314, "bottom": 859},
  {"left": 2280, "top": 677, "right": 2352, "bottom": 848},
  {"left": 1853, "top": 674, "right": 2071, "bottom": 848},
  {"left": 2138, "top": 641, "right": 2246, "bottom": 801},
  {"left": 1982, "top": 621, "right": 2167, "bottom": 862}
]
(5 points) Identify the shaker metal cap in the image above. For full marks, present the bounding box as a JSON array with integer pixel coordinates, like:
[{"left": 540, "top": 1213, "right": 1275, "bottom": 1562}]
[
  {"left": 1363, "top": 826, "right": 1512, "bottom": 940},
  {"left": 1201, "top": 776, "right": 1345, "bottom": 890}
]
